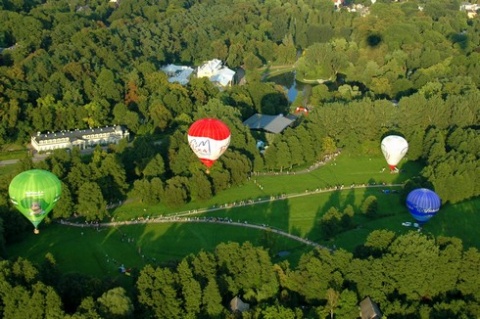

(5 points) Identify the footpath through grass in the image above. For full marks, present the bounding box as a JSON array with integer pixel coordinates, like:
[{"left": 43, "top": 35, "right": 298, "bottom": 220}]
[
  {"left": 7, "top": 152, "right": 478, "bottom": 278},
  {"left": 9, "top": 221, "right": 311, "bottom": 279},
  {"left": 112, "top": 153, "right": 417, "bottom": 220}
]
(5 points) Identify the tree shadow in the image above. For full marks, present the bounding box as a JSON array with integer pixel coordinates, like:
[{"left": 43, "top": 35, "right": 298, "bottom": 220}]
[
  {"left": 449, "top": 32, "right": 469, "bottom": 52},
  {"left": 259, "top": 91, "right": 289, "bottom": 115},
  {"left": 366, "top": 33, "right": 383, "bottom": 48},
  {"left": 380, "top": 130, "right": 407, "bottom": 141},
  {"left": 390, "top": 159, "right": 427, "bottom": 206},
  {"left": 119, "top": 133, "right": 161, "bottom": 181},
  {"left": 305, "top": 189, "right": 343, "bottom": 244},
  {"left": 128, "top": 196, "right": 296, "bottom": 266}
]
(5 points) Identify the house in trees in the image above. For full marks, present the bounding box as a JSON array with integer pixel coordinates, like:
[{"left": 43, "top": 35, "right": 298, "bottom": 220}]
[
  {"left": 459, "top": 2, "right": 480, "bottom": 18},
  {"left": 333, "top": 0, "right": 344, "bottom": 10},
  {"left": 230, "top": 296, "right": 249, "bottom": 313},
  {"left": 243, "top": 113, "right": 297, "bottom": 134},
  {"left": 346, "top": 4, "right": 370, "bottom": 16},
  {"left": 30, "top": 125, "right": 130, "bottom": 152},
  {"left": 359, "top": 296, "right": 382, "bottom": 319},
  {"left": 196, "top": 59, "right": 235, "bottom": 87},
  {"left": 161, "top": 64, "right": 194, "bottom": 85},
  {"left": 161, "top": 59, "right": 235, "bottom": 88}
]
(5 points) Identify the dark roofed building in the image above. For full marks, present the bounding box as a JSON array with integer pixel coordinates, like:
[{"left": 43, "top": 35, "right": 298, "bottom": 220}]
[
  {"left": 243, "top": 113, "right": 296, "bottom": 134},
  {"left": 359, "top": 296, "right": 382, "bottom": 319}
]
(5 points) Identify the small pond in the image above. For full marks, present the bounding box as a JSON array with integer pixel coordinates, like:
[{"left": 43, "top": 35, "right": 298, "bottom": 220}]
[{"left": 266, "top": 71, "right": 313, "bottom": 104}]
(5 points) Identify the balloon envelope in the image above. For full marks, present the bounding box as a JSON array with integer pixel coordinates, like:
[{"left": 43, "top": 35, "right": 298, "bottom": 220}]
[
  {"left": 187, "top": 118, "right": 231, "bottom": 169},
  {"left": 8, "top": 169, "right": 62, "bottom": 229},
  {"left": 406, "top": 188, "right": 441, "bottom": 223},
  {"left": 381, "top": 135, "right": 408, "bottom": 171}
]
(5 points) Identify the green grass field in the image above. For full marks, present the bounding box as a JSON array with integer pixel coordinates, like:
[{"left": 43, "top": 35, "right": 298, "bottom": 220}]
[
  {"left": 6, "top": 152, "right": 479, "bottom": 278},
  {"left": 111, "top": 154, "right": 420, "bottom": 220},
  {"left": 8, "top": 221, "right": 312, "bottom": 279}
]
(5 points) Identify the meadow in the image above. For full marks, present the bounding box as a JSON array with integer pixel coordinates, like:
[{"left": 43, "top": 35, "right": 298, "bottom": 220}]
[
  {"left": 7, "top": 152, "right": 480, "bottom": 278},
  {"left": 10, "top": 222, "right": 309, "bottom": 281}
]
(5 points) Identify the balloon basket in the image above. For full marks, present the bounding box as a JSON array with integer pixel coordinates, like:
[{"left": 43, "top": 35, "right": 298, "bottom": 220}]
[
  {"left": 33, "top": 228, "right": 40, "bottom": 234},
  {"left": 206, "top": 169, "right": 210, "bottom": 174}
]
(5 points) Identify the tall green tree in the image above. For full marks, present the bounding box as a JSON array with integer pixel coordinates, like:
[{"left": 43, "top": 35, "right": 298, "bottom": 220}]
[
  {"left": 215, "top": 242, "right": 279, "bottom": 303},
  {"left": 136, "top": 265, "right": 183, "bottom": 319},
  {"left": 97, "top": 287, "right": 134, "bottom": 319},
  {"left": 176, "top": 260, "right": 202, "bottom": 318},
  {"left": 76, "top": 182, "right": 107, "bottom": 221},
  {"left": 220, "top": 151, "right": 252, "bottom": 186},
  {"left": 296, "top": 42, "right": 348, "bottom": 82},
  {"left": 275, "top": 141, "right": 292, "bottom": 172},
  {"left": 189, "top": 172, "right": 212, "bottom": 201},
  {"left": 52, "top": 183, "right": 74, "bottom": 219},
  {"left": 163, "top": 176, "right": 189, "bottom": 207},
  {"left": 319, "top": 207, "right": 342, "bottom": 240},
  {"left": 383, "top": 232, "right": 442, "bottom": 301},
  {"left": 287, "top": 248, "right": 344, "bottom": 304},
  {"left": 132, "top": 179, "right": 158, "bottom": 205},
  {"left": 201, "top": 279, "right": 224, "bottom": 318},
  {"left": 361, "top": 195, "right": 378, "bottom": 219}
]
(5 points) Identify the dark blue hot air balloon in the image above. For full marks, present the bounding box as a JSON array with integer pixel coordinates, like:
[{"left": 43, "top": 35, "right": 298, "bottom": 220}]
[{"left": 406, "top": 188, "right": 441, "bottom": 224}]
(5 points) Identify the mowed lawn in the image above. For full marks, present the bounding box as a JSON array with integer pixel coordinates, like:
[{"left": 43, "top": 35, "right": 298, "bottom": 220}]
[
  {"left": 8, "top": 221, "right": 312, "bottom": 277},
  {"left": 111, "top": 154, "right": 418, "bottom": 220},
  {"left": 7, "top": 153, "right": 479, "bottom": 277},
  {"left": 202, "top": 186, "right": 405, "bottom": 239}
]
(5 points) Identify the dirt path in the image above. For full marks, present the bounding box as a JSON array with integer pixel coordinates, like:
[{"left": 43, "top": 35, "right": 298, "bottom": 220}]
[
  {"left": 59, "top": 183, "right": 403, "bottom": 250},
  {"left": 58, "top": 149, "right": 402, "bottom": 250},
  {"left": 61, "top": 217, "right": 325, "bottom": 249}
]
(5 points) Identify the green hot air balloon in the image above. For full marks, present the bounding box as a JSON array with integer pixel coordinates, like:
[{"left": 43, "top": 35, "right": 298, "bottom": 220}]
[{"left": 9, "top": 169, "right": 62, "bottom": 234}]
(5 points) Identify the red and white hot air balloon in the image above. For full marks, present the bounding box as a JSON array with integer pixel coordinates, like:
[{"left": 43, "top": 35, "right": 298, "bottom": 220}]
[
  {"left": 187, "top": 118, "right": 231, "bottom": 173},
  {"left": 381, "top": 135, "right": 408, "bottom": 172}
]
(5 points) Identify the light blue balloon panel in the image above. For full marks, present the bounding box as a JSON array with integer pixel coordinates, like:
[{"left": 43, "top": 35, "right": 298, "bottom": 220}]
[{"left": 406, "top": 188, "right": 441, "bottom": 224}]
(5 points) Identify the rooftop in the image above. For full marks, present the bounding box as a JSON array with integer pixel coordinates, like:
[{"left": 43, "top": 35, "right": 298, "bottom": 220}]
[
  {"left": 243, "top": 113, "right": 296, "bottom": 134},
  {"left": 34, "top": 125, "right": 125, "bottom": 141}
]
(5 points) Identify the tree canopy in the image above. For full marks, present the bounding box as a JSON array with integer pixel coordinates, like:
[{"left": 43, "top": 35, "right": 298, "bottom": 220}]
[
  {"left": 0, "top": 0, "right": 479, "bottom": 317},
  {"left": 1, "top": 235, "right": 480, "bottom": 318}
]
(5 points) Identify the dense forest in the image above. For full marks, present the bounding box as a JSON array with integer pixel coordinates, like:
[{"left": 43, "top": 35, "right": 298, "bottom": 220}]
[
  {"left": 0, "top": 0, "right": 479, "bottom": 317},
  {"left": 1, "top": 233, "right": 480, "bottom": 318}
]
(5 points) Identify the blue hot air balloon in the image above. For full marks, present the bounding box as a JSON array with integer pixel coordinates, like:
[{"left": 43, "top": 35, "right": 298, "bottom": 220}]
[{"left": 406, "top": 188, "right": 441, "bottom": 224}]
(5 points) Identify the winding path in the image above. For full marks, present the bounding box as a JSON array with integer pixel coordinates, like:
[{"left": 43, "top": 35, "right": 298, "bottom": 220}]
[
  {"left": 59, "top": 183, "right": 403, "bottom": 251},
  {"left": 57, "top": 149, "right": 404, "bottom": 250},
  {"left": 62, "top": 218, "right": 324, "bottom": 249}
]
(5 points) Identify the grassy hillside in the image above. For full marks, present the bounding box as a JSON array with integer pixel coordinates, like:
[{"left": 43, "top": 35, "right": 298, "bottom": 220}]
[{"left": 7, "top": 152, "right": 479, "bottom": 277}]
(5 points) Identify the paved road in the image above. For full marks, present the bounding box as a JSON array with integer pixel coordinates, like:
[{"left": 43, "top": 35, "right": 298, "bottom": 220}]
[
  {"left": 0, "top": 159, "right": 20, "bottom": 166},
  {"left": 0, "top": 147, "right": 104, "bottom": 166},
  {"left": 0, "top": 153, "right": 48, "bottom": 166}
]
